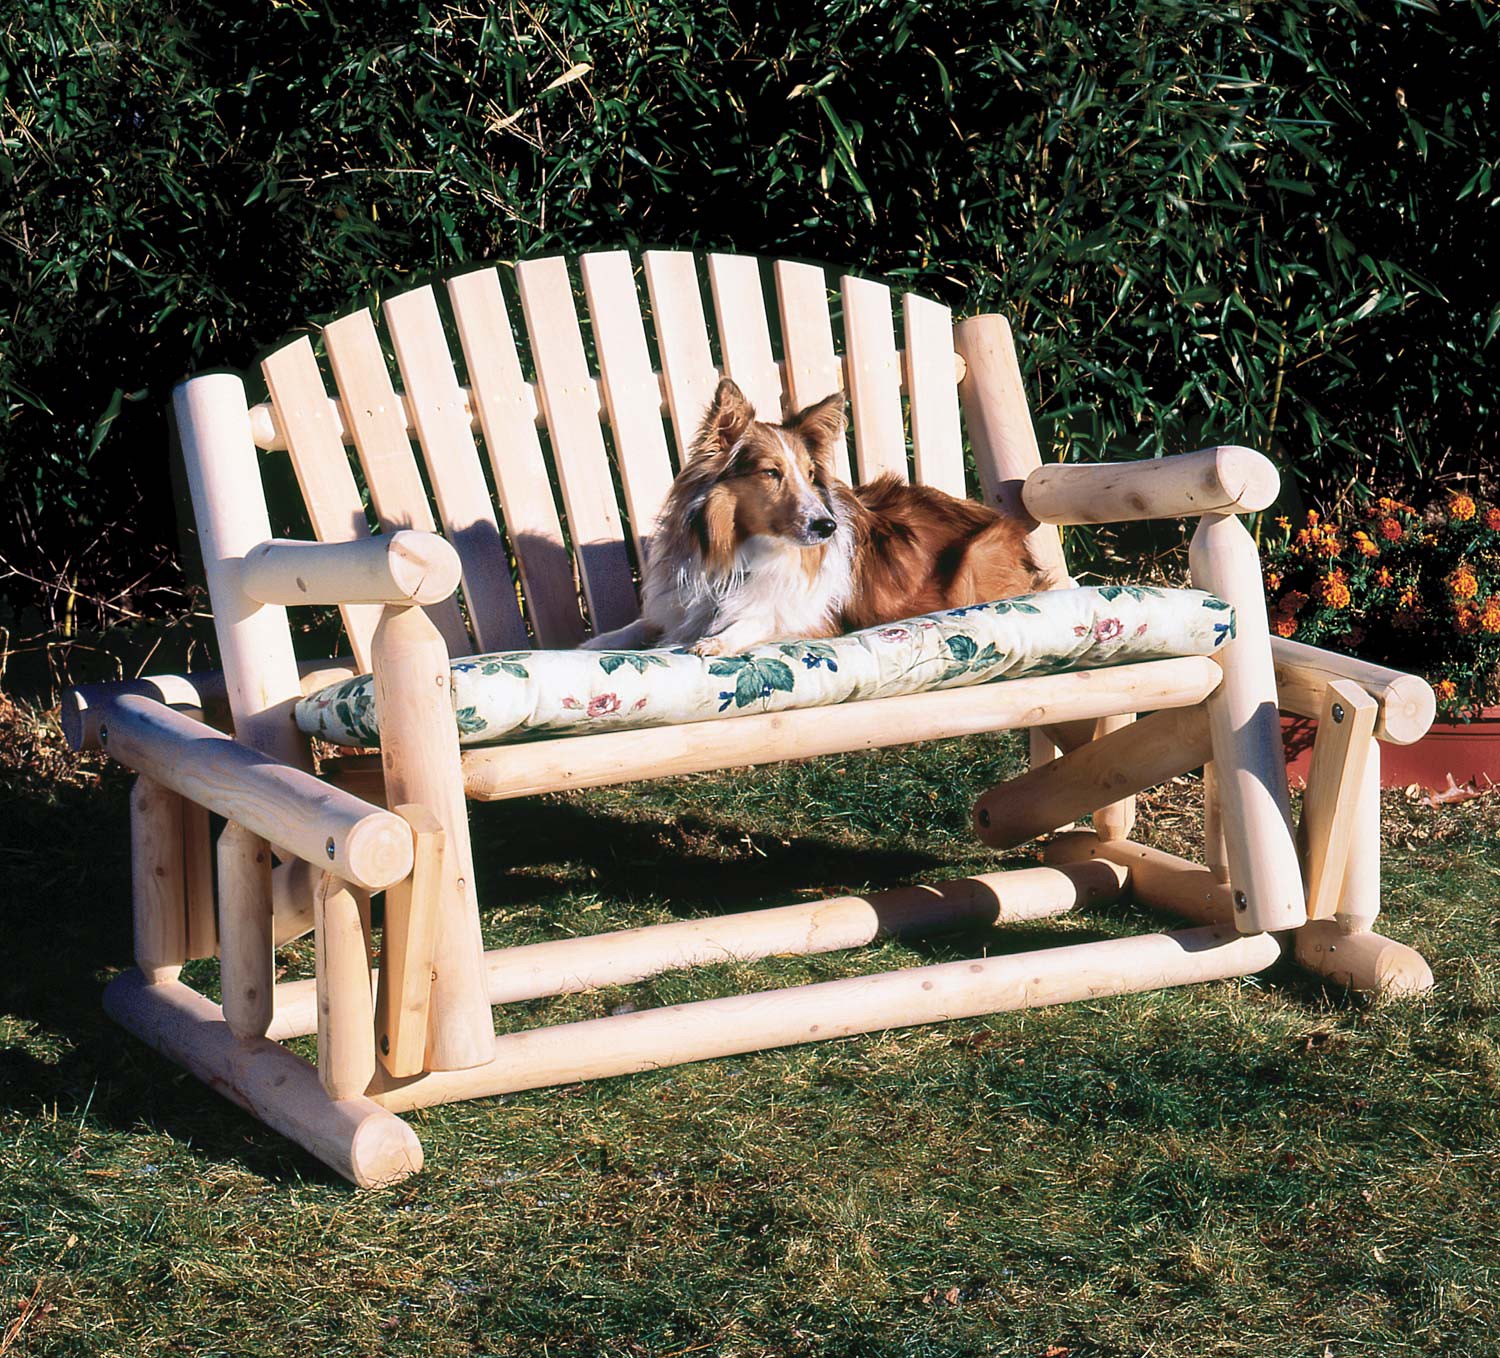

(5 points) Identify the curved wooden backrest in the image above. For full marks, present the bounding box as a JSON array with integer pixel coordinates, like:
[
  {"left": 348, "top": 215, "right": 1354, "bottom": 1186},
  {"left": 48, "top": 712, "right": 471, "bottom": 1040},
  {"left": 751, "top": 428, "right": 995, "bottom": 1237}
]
[{"left": 250, "top": 250, "right": 1058, "bottom": 658}]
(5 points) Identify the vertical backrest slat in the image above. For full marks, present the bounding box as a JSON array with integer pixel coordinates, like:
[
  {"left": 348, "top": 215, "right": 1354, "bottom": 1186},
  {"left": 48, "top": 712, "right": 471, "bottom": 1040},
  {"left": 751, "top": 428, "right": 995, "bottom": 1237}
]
[
  {"left": 383, "top": 286, "right": 529, "bottom": 653},
  {"left": 902, "top": 293, "right": 967, "bottom": 499},
  {"left": 772, "top": 259, "right": 853, "bottom": 481},
  {"left": 642, "top": 250, "right": 719, "bottom": 460},
  {"left": 706, "top": 253, "right": 783, "bottom": 420},
  {"left": 514, "top": 256, "right": 639, "bottom": 636},
  {"left": 840, "top": 275, "right": 908, "bottom": 482},
  {"left": 260, "top": 338, "right": 385, "bottom": 671},
  {"left": 578, "top": 251, "right": 677, "bottom": 563},
  {"left": 953, "top": 314, "right": 1070, "bottom": 587},
  {"left": 321, "top": 310, "right": 472, "bottom": 657},
  {"left": 446, "top": 268, "right": 585, "bottom": 648}
]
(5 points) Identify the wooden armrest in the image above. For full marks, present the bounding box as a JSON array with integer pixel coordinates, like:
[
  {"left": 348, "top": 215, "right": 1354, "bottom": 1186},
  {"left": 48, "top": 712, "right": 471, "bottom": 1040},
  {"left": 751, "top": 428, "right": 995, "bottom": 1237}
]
[
  {"left": 1022, "top": 446, "right": 1279, "bottom": 526},
  {"left": 89, "top": 693, "right": 414, "bottom": 891},
  {"left": 240, "top": 530, "right": 460, "bottom": 608},
  {"left": 1271, "top": 638, "right": 1435, "bottom": 745},
  {"left": 62, "top": 656, "right": 361, "bottom": 750}
]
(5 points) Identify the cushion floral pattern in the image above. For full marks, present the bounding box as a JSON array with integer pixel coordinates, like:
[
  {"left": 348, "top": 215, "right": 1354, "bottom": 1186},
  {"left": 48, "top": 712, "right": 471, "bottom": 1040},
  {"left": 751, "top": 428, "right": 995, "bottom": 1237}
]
[{"left": 296, "top": 586, "right": 1234, "bottom": 750}]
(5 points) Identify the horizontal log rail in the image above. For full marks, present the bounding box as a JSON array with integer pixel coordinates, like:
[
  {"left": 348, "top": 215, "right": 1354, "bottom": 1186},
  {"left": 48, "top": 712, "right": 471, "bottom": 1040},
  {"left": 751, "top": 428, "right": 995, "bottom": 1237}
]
[
  {"left": 1271, "top": 637, "right": 1435, "bottom": 745},
  {"left": 265, "top": 861, "right": 1131, "bottom": 1041}
]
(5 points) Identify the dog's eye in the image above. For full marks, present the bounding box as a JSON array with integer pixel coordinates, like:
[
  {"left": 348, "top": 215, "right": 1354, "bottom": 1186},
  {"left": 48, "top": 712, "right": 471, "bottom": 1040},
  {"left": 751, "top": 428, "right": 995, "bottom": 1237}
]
[{"left": 761, "top": 467, "right": 782, "bottom": 483}]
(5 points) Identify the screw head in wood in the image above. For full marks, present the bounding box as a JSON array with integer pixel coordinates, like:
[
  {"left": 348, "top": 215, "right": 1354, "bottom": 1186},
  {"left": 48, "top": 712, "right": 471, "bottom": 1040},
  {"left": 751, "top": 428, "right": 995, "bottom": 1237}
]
[
  {"left": 1234, "top": 890, "right": 1248, "bottom": 911},
  {"left": 1332, "top": 702, "right": 1346, "bottom": 723},
  {"left": 326, "top": 836, "right": 336, "bottom": 860}
]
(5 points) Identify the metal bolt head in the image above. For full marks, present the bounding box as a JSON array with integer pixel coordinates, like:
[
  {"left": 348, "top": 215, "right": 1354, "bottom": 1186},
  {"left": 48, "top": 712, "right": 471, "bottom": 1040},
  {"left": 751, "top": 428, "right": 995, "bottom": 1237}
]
[
  {"left": 380, "top": 1035, "right": 390, "bottom": 1055},
  {"left": 325, "top": 836, "right": 336, "bottom": 860},
  {"left": 977, "top": 807, "right": 991, "bottom": 828},
  {"left": 1331, "top": 702, "right": 1346, "bottom": 724},
  {"left": 1234, "top": 890, "right": 1248, "bottom": 911}
]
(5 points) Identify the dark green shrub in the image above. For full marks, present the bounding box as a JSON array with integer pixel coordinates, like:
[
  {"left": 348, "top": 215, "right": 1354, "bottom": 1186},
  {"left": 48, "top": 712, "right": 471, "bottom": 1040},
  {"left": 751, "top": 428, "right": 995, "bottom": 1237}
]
[{"left": 1, "top": 0, "right": 1495, "bottom": 673}]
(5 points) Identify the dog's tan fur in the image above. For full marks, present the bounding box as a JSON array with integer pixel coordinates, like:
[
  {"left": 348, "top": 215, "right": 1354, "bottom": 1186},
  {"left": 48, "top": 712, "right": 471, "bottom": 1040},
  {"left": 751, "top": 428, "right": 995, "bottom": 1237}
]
[{"left": 584, "top": 378, "right": 1043, "bottom": 654}]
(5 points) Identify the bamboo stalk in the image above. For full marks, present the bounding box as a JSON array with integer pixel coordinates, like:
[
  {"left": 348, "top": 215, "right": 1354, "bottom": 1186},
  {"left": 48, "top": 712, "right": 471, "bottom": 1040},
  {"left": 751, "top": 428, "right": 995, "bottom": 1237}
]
[{"left": 370, "top": 926, "right": 1283, "bottom": 1112}]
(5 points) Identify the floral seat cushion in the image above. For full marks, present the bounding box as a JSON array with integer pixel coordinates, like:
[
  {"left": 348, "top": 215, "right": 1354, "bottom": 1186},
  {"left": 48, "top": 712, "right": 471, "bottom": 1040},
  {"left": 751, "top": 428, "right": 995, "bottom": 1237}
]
[{"left": 297, "top": 586, "right": 1234, "bottom": 750}]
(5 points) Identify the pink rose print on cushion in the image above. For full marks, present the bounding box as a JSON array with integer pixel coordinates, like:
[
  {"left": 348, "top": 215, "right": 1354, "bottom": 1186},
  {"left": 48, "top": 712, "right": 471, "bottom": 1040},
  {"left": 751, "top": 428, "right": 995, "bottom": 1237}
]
[
  {"left": 588, "top": 693, "right": 622, "bottom": 717},
  {"left": 1073, "top": 624, "right": 1090, "bottom": 637},
  {"left": 1093, "top": 617, "right": 1124, "bottom": 644},
  {"left": 561, "top": 696, "right": 583, "bottom": 710},
  {"left": 630, "top": 697, "right": 648, "bottom": 712},
  {"left": 878, "top": 626, "right": 911, "bottom": 641},
  {"left": 1133, "top": 622, "right": 1148, "bottom": 637}
]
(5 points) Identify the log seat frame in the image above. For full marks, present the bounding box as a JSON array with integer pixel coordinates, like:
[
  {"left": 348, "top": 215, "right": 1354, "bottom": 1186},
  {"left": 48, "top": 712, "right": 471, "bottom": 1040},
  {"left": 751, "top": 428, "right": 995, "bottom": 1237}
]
[{"left": 62, "top": 250, "right": 1436, "bottom": 1186}]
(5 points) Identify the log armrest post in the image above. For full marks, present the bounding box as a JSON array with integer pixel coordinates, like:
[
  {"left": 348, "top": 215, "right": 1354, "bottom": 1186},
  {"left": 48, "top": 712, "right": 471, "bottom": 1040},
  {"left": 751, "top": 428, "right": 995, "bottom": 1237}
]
[
  {"left": 1189, "top": 513, "right": 1306, "bottom": 934},
  {"left": 371, "top": 604, "right": 494, "bottom": 1072}
]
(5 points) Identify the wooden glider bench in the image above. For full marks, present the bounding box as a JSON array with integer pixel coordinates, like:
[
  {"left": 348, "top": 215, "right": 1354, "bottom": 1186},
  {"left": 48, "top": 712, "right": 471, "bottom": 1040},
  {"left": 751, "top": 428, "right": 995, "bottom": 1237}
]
[{"left": 62, "top": 250, "right": 1437, "bottom": 1186}]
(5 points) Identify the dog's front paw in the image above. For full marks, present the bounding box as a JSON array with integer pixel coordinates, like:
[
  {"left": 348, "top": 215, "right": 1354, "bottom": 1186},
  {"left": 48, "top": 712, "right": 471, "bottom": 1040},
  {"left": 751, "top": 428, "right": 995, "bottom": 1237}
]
[{"left": 688, "top": 636, "right": 727, "bottom": 657}]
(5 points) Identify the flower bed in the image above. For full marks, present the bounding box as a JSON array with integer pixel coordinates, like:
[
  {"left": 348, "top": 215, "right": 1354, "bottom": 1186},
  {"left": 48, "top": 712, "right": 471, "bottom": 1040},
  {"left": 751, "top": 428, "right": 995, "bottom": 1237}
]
[{"left": 1264, "top": 490, "right": 1500, "bottom": 720}]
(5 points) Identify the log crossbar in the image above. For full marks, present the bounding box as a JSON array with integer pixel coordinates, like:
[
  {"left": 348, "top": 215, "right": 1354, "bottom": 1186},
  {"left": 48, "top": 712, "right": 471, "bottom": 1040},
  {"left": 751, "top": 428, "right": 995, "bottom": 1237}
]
[{"left": 72, "top": 247, "right": 1438, "bottom": 1187}]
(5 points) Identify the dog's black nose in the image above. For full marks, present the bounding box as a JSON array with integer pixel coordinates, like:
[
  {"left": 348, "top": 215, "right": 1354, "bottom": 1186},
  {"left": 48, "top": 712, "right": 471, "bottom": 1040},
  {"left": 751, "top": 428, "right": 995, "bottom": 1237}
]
[{"left": 809, "top": 517, "right": 837, "bottom": 539}]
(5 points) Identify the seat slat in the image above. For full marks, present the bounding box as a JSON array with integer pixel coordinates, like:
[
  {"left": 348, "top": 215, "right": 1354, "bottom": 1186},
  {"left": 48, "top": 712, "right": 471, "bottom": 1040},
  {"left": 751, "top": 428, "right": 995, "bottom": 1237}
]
[
  {"left": 642, "top": 249, "right": 719, "bottom": 461},
  {"left": 446, "top": 268, "right": 585, "bottom": 648},
  {"left": 321, "top": 310, "right": 473, "bottom": 657},
  {"left": 260, "top": 337, "right": 384, "bottom": 671},
  {"left": 903, "top": 292, "right": 967, "bottom": 498},
  {"left": 383, "top": 286, "right": 528, "bottom": 653},
  {"left": 707, "top": 253, "right": 783, "bottom": 420},
  {"left": 579, "top": 251, "right": 677, "bottom": 563},
  {"left": 514, "top": 256, "right": 638, "bottom": 637},
  {"left": 841, "top": 275, "right": 909, "bottom": 483},
  {"left": 772, "top": 259, "right": 853, "bottom": 481}
]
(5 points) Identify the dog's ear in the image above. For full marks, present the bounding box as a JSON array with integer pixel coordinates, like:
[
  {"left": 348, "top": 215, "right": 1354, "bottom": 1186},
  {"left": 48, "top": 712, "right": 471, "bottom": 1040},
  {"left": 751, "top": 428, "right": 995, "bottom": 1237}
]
[
  {"left": 787, "top": 392, "right": 846, "bottom": 462},
  {"left": 693, "top": 377, "right": 756, "bottom": 457},
  {"left": 696, "top": 484, "right": 739, "bottom": 576}
]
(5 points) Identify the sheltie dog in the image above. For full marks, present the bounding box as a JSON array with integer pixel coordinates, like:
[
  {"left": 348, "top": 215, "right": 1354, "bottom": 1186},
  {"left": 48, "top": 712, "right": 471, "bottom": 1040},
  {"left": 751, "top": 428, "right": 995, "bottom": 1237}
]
[{"left": 584, "top": 377, "right": 1044, "bottom": 655}]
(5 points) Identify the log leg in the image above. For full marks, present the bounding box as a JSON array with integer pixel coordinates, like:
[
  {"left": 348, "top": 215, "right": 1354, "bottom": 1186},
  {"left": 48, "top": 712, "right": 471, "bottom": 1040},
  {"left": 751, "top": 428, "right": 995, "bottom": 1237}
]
[
  {"left": 1189, "top": 513, "right": 1306, "bottom": 933},
  {"left": 217, "top": 821, "right": 274, "bottom": 1039},
  {"left": 314, "top": 874, "right": 377, "bottom": 1100},
  {"left": 183, "top": 800, "right": 218, "bottom": 960},
  {"left": 130, "top": 775, "right": 186, "bottom": 984},
  {"left": 1027, "top": 728, "right": 1074, "bottom": 834},
  {"left": 371, "top": 604, "right": 492, "bottom": 1071},
  {"left": 1293, "top": 737, "right": 1434, "bottom": 998},
  {"left": 104, "top": 970, "right": 420, "bottom": 1187},
  {"left": 1202, "top": 763, "right": 1230, "bottom": 883},
  {"left": 1091, "top": 713, "right": 1137, "bottom": 841}
]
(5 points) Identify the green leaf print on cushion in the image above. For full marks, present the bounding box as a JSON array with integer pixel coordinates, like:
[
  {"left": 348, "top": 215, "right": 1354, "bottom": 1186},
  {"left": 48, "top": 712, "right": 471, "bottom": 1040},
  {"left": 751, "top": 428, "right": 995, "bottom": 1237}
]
[
  {"left": 599, "top": 652, "right": 671, "bottom": 676},
  {"left": 708, "top": 655, "right": 797, "bottom": 710}
]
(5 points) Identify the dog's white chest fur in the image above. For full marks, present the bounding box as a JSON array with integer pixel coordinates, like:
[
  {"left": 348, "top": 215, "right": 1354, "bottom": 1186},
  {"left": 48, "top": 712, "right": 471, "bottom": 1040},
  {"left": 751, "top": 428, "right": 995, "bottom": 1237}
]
[{"left": 645, "top": 529, "right": 853, "bottom": 652}]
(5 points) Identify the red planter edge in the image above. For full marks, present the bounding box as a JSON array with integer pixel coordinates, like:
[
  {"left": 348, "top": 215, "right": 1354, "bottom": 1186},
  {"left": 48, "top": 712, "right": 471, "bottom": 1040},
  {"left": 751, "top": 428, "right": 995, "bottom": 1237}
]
[{"left": 1283, "top": 707, "right": 1500, "bottom": 791}]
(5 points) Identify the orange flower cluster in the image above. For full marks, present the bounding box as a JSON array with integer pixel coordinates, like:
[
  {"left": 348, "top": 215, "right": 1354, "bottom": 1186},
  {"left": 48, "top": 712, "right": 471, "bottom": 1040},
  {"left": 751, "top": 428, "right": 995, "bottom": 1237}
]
[
  {"left": 1378, "top": 517, "right": 1403, "bottom": 542},
  {"left": 1434, "top": 678, "right": 1458, "bottom": 702},
  {"left": 1318, "top": 568, "right": 1352, "bottom": 609},
  {"left": 1449, "top": 493, "right": 1477, "bottom": 522},
  {"left": 1486, "top": 507, "right": 1500, "bottom": 532},
  {"left": 1351, "top": 529, "right": 1379, "bottom": 558},
  {"left": 1481, "top": 597, "right": 1500, "bottom": 634},
  {"left": 1449, "top": 563, "right": 1479, "bottom": 601}
]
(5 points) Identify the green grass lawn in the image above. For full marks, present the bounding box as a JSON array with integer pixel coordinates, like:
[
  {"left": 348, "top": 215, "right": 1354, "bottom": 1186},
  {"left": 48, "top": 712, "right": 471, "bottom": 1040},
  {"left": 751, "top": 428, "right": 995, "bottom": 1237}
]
[{"left": 2, "top": 696, "right": 1497, "bottom": 1357}]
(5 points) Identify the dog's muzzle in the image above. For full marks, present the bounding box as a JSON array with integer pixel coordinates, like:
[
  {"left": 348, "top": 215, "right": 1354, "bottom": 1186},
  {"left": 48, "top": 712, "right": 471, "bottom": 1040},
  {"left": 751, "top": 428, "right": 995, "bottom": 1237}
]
[{"left": 806, "top": 516, "right": 837, "bottom": 541}]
